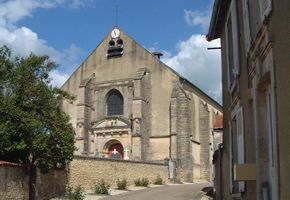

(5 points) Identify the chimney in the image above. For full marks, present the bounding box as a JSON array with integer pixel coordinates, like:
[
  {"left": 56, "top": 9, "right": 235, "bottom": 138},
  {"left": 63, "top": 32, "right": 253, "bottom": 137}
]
[{"left": 152, "top": 51, "right": 163, "bottom": 60}]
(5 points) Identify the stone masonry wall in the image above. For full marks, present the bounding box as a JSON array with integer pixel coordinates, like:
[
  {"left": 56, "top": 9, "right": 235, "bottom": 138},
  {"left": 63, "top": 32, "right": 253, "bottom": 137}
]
[
  {"left": 176, "top": 88, "right": 193, "bottom": 182},
  {"left": 199, "top": 100, "right": 210, "bottom": 181},
  {"left": 37, "top": 169, "right": 67, "bottom": 200},
  {"left": 0, "top": 163, "right": 66, "bottom": 200},
  {"left": 69, "top": 156, "right": 169, "bottom": 190},
  {"left": 0, "top": 165, "right": 28, "bottom": 200}
]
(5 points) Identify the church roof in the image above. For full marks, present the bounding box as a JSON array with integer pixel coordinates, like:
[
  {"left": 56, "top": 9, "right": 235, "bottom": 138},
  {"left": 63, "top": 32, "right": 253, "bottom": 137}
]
[{"left": 213, "top": 114, "right": 223, "bottom": 129}]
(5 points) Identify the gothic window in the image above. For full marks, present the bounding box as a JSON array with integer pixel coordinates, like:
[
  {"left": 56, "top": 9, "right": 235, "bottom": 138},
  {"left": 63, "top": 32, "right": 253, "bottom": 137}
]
[{"left": 106, "top": 90, "right": 123, "bottom": 116}]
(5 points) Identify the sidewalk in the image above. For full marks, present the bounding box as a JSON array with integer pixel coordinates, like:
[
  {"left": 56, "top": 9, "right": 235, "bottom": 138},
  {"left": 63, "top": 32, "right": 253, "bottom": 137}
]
[
  {"left": 85, "top": 184, "right": 164, "bottom": 200},
  {"left": 51, "top": 184, "right": 165, "bottom": 200}
]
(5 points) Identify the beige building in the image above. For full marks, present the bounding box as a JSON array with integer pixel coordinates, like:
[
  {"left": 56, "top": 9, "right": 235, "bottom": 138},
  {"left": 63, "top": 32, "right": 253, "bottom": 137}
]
[
  {"left": 61, "top": 27, "right": 222, "bottom": 182},
  {"left": 207, "top": 0, "right": 290, "bottom": 199}
]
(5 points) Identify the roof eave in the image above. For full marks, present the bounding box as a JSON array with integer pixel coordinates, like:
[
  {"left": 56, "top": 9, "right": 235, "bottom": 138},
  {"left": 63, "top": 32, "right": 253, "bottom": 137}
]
[{"left": 207, "top": 0, "right": 231, "bottom": 42}]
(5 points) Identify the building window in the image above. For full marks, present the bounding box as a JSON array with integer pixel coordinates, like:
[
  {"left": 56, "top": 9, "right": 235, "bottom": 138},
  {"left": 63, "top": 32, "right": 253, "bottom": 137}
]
[
  {"left": 248, "top": 0, "right": 261, "bottom": 40},
  {"left": 226, "top": 1, "right": 242, "bottom": 91},
  {"left": 229, "top": 107, "right": 245, "bottom": 194},
  {"left": 107, "top": 90, "right": 123, "bottom": 116},
  {"left": 227, "top": 16, "right": 235, "bottom": 87}
]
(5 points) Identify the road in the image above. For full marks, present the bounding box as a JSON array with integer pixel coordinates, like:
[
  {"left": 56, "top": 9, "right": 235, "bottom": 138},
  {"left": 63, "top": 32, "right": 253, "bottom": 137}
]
[{"left": 99, "top": 183, "right": 211, "bottom": 200}]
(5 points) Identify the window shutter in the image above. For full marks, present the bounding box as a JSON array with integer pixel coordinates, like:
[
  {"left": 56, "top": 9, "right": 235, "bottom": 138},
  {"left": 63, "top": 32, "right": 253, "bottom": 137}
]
[
  {"left": 236, "top": 108, "right": 245, "bottom": 192},
  {"left": 259, "top": 0, "right": 272, "bottom": 22},
  {"left": 231, "top": 0, "right": 240, "bottom": 76},
  {"left": 242, "top": 0, "right": 251, "bottom": 52}
]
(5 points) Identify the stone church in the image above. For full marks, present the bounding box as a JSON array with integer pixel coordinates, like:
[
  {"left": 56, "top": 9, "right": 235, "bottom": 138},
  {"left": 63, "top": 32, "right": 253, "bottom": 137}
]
[{"left": 61, "top": 27, "right": 222, "bottom": 182}]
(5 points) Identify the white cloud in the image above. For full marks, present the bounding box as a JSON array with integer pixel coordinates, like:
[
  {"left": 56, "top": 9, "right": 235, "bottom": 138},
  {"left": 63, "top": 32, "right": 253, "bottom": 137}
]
[
  {"left": 49, "top": 70, "right": 69, "bottom": 87},
  {"left": 0, "top": 0, "right": 66, "bottom": 28},
  {"left": 63, "top": 44, "right": 84, "bottom": 68},
  {"left": 0, "top": 26, "right": 63, "bottom": 62},
  {"left": 184, "top": 9, "right": 211, "bottom": 30},
  {"left": 0, "top": 0, "right": 87, "bottom": 87},
  {"left": 162, "top": 35, "right": 222, "bottom": 104},
  {"left": 69, "top": 0, "right": 94, "bottom": 9}
]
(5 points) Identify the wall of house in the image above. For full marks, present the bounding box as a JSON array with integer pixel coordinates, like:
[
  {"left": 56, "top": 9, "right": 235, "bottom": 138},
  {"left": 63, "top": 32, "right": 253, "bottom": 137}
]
[
  {"left": 211, "top": 0, "right": 290, "bottom": 199},
  {"left": 271, "top": 1, "right": 290, "bottom": 199},
  {"left": 238, "top": 0, "right": 258, "bottom": 199},
  {"left": 69, "top": 156, "right": 169, "bottom": 190},
  {"left": 220, "top": 24, "right": 232, "bottom": 200}
]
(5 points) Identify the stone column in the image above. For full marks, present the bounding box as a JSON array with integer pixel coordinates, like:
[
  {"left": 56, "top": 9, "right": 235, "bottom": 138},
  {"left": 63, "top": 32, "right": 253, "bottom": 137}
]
[
  {"left": 132, "top": 68, "right": 151, "bottom": 160},
  {"left": 171, "top": 84, "right": 193, "bottom": 182},
  {"left": 76, "top": 82, "right": 93, "bottom": 155}
]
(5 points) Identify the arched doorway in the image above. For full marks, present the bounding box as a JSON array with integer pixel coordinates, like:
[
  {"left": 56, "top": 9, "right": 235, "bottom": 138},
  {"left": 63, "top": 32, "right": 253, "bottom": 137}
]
[{"left": 103, "top": 140, "right": 124, "bottom": 159}]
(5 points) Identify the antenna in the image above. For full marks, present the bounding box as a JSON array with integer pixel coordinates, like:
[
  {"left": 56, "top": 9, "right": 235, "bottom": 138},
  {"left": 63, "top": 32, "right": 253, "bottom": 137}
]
[{"left": 114, "top": 5, "right": 119, "bottom": 26}]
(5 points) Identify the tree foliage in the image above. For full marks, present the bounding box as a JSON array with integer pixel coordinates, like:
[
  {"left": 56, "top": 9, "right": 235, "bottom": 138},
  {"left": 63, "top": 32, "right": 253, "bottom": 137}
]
[{"left": 0, "top": 45, "right": 75, "bottom": 173}]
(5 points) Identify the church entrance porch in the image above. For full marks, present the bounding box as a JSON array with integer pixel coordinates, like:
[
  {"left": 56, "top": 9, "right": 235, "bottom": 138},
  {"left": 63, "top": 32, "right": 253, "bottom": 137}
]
[
  {"left": 103, "top": 140, "right": 124, "bottom": 159},
  {"left": 109, "top": 143, "right": 124, "bottom": 159}
]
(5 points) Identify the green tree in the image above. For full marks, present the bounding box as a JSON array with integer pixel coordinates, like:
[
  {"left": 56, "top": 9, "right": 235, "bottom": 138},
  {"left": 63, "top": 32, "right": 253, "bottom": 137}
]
[{"left": 0, "top": 46, "right": 76, "bottom": 200}]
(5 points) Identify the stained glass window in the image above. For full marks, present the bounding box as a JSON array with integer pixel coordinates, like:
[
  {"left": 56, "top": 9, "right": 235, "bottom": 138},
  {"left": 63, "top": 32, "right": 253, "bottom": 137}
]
[{"left": 107, "top": 90, "right": 123, "bottom": 116}]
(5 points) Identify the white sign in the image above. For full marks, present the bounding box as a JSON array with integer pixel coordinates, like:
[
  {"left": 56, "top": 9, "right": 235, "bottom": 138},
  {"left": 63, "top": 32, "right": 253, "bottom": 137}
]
[{"left": 168, "top": 160, "right": 175, "bottom": 179}]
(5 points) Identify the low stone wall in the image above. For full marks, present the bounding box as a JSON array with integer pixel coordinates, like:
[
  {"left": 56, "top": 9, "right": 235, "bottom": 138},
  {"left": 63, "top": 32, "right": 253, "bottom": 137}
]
[
  {"left": 0, "top": 161, "right": 66, "bottom": 200},
  {"left": 37, "top": 169, "right": 67, "bottom": 200},
  {"left": 0, "top": 163, "right": 27, "bottom": 200},
  {"left": 69, "top": 156, "right": 169, "bottom": 190}
]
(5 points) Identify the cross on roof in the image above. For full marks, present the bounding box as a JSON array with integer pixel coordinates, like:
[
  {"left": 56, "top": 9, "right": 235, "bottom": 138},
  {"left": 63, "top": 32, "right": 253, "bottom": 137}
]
[{"left": 114, "top": 5, "right": 119, "bottom": 26}]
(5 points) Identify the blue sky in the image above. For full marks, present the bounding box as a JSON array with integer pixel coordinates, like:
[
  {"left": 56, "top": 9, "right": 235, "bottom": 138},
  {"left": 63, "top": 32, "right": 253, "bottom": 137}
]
[{"left": 0, "top": 0, "right": 221, "bottom": 103}]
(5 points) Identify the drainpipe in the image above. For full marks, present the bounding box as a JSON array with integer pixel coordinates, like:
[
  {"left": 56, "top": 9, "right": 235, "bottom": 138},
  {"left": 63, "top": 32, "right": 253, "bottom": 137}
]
[{"left": 218, "top": 143, "right": 224, "bottom": 200}]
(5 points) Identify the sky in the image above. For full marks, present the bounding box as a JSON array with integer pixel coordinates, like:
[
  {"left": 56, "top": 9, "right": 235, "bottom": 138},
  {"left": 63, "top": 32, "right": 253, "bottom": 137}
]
[{"left": 0, "top": 0, "right": 222, "bottom": 103}]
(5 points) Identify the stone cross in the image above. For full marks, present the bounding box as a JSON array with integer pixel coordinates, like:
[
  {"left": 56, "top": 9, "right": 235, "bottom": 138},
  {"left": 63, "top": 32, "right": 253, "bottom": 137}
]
[
  {"left": 112, "top": 148, "right": 118, "bottom": 155},
  {"left": 114, "top": 5, "right": 119, "bottom": 26},
  {"left": 124, "top": 148, "right": 129, "bottom": 160}
]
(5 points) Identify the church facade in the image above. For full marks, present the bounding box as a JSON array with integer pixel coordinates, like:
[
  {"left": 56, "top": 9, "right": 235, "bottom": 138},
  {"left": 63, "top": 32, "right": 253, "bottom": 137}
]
[{"left": 61, "top": 27, "right": 222, "bottom": 182}]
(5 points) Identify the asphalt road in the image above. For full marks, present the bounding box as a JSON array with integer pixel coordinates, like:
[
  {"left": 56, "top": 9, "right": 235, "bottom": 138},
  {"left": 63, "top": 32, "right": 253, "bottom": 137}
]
[{"left": 100, "top": 183, "right": 211, "bottom": 200}]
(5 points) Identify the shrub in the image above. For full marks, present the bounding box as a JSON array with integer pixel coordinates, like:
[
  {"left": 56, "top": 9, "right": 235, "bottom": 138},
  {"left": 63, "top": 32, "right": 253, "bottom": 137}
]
[
  {"left": 134, "top": 178, "right": 142, "bottom": 186},
  {"left": 116, "top": 178, "right": 128, "bottom": 190},
  {"left": 94, "top": 179, "right": 110, "bottom": 195},
  {"left": 141, "top": 178, "right": 149, "bottom": 187},
  {"left": 134, "top": 178, "right": 149, "bottom": 187},
  {"left": 67, "top": 185, "right": 85, "bottom": 200},
  {"left": 153, "top": 174, "right": 163, "bottom": 185}
]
